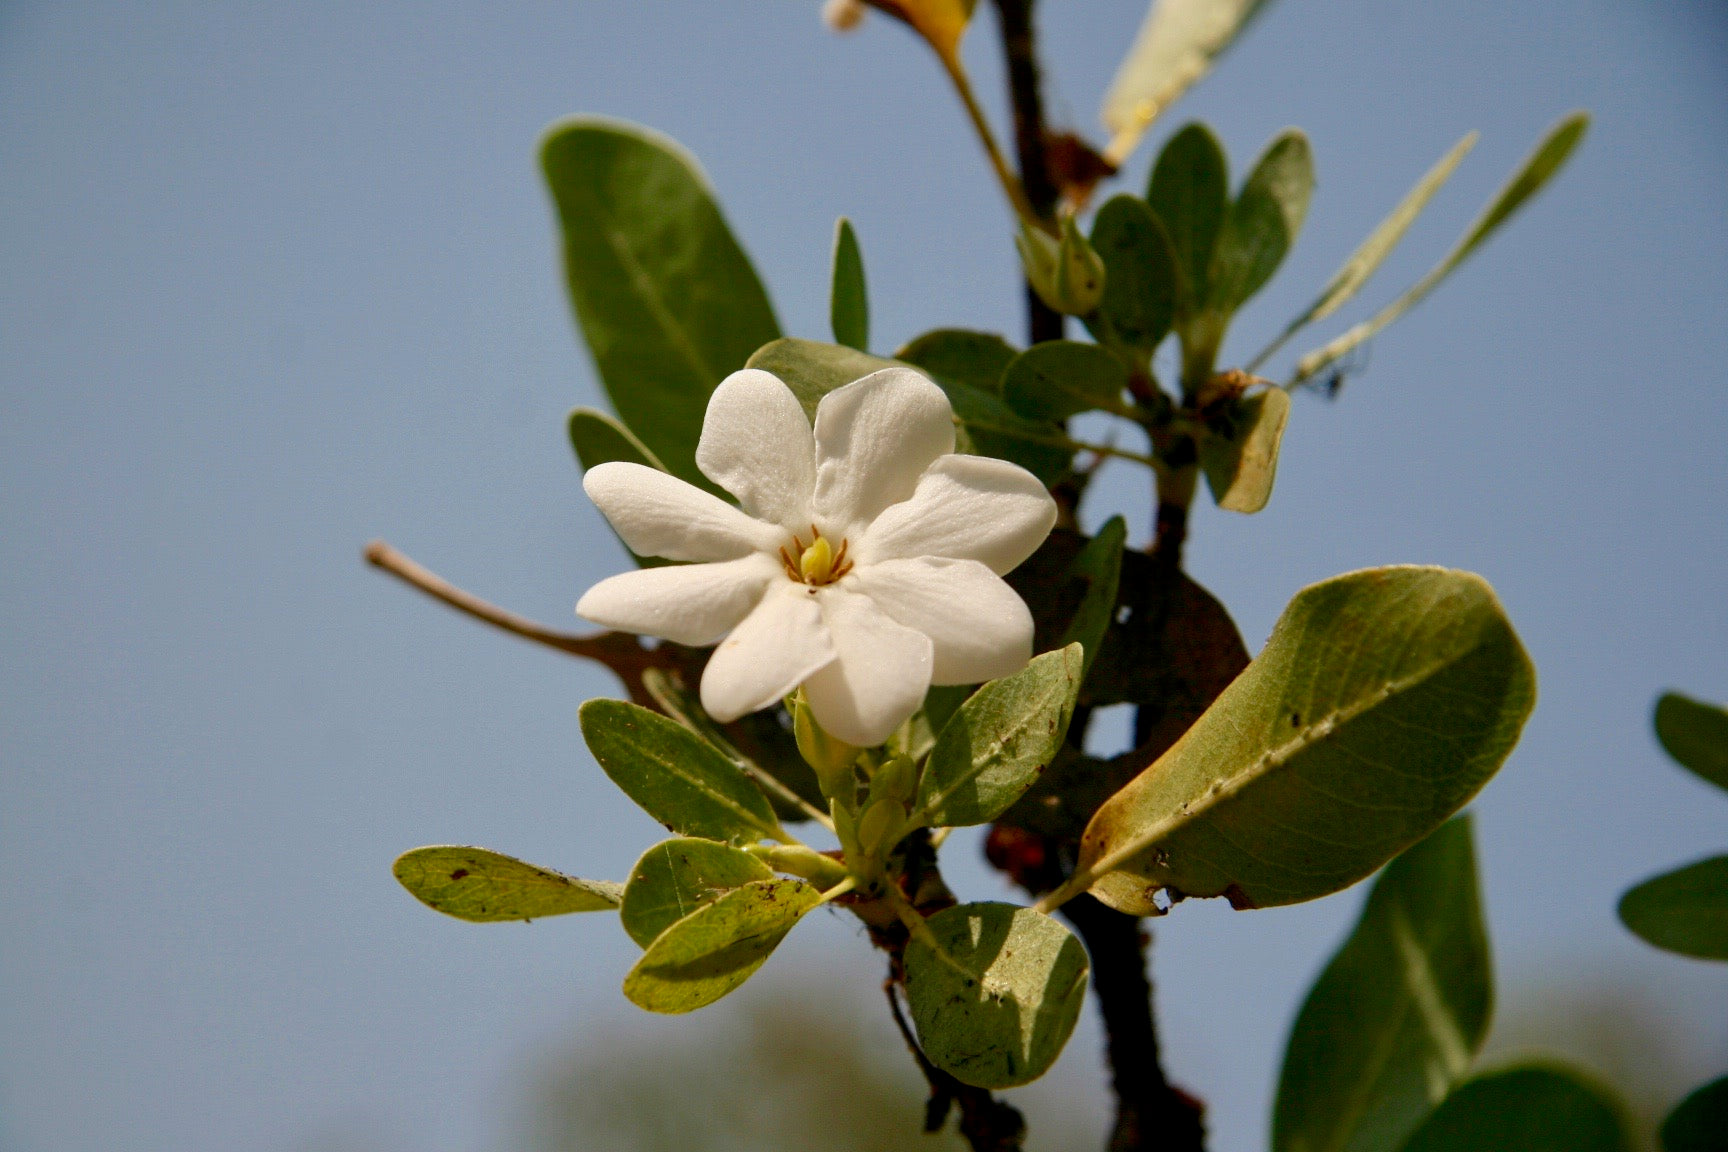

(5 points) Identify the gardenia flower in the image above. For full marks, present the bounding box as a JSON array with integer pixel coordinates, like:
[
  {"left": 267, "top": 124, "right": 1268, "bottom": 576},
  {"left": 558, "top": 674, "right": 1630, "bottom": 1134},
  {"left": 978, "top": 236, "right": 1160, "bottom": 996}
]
[{"left": 577, "top": 366, "right": 1058, "bottom": 747}]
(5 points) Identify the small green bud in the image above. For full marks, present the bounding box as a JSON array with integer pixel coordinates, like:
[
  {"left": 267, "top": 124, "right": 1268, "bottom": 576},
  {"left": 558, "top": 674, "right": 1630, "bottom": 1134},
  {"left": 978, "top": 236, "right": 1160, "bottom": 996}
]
[
  {"left": 870, "top": 754, "right": 918, "bottom": 808},
  {"left": 856, "top": 797, "right": 904, "bottom": 858},
  {"left": 1015, "top": 214, "right": 1106, "bottom": 316},
  {"left": 754, "top": 843, "right": 851, "bottom": 889},
  {"left": 790, "top": 689, "right": 858, "bottom": 798}
]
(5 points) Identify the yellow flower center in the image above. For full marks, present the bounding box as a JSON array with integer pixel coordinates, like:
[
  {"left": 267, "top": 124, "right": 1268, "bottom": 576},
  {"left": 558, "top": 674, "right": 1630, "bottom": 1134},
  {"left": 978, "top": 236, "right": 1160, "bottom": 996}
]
[{"left": 779, "top": 526, "right": 852, "bottom": 586}]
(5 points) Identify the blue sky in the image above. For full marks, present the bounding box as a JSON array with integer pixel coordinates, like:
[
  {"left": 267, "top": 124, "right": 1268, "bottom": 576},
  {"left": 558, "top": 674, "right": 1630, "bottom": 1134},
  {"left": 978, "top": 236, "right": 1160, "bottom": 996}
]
[{"left": 2, "top": 2, "right": 1725, "bottom": 1151}]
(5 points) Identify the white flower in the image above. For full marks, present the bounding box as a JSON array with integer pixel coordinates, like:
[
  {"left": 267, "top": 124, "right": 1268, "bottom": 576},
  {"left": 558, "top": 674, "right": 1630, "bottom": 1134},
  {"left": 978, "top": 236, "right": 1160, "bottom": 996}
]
[{"left": 577, "top": 366, "right": 1058, "bottom": 747}]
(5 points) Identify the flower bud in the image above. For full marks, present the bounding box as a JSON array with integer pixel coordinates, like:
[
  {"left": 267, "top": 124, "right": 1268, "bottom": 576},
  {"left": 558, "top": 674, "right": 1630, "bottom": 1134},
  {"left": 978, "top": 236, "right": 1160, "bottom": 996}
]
[
  {"left": 822, "top": 0, "right": 866, "bottom": 32},
  {"left": 1015, "top": 214, "right": 1106, "bottom": 316},
  {"left": 856, "top": 797, "right": 904, "bottom": 857},
  {"left": 869, "top": 754, "right": 918, "bottom": 809},
  {"left": 754, "top": 843, "right": 851, "bottom": 889},
  {"left": 790, "top": 690, "right": 860, "bottom": 797}
]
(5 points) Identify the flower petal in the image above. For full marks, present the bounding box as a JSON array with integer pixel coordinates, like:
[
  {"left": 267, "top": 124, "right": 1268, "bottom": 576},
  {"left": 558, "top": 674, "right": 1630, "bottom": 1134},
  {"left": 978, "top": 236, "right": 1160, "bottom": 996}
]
[
  {"left": 853, "top": 454, "right": 1057, "bottom": 574},
  {"left": 811, "top": 367, "right": 955, "bottom": 539},
  {"left": 851, "top": 557, "right": 1033, "bottom": 685},
  {"left": 695, "top": 369, "right": 816, "bottom": 531},
  {"left": 802, "top": 586, "right": 934, "bottom": 747},
  {"left": 576, "top": 554, "right": 779, "bottom": 645},
  {"left": 701, "top": 581, "right": 836, "bottom": 722},
  {"left": 585, "top": 461, "right": 783, "bottom": 562}
]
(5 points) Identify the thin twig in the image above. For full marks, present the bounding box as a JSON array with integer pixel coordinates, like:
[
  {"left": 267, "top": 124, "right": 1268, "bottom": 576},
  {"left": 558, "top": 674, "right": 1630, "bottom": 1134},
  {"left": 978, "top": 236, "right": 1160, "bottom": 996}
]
[
  {"left": 364, "top": 539, "right": 675, "bottom": 705},
  {"left": 885, "top": 975, "right": 1027, "bottom": 1150}
]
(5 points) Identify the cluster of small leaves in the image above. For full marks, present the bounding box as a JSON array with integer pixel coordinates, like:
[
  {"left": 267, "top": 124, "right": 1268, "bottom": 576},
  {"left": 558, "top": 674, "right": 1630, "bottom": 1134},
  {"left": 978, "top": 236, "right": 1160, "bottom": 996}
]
[{"left": 1614, "top": 691, "right": 1728, "bottom": 1150}]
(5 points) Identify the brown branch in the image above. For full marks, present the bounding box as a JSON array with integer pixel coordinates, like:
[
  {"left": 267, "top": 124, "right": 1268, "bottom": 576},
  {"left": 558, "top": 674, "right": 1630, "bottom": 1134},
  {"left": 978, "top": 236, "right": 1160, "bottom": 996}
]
[
  {"left": 989, "top": 0, "right": 1063, "bottom": 345},
  {"left": 884, "top": 975, "right": 1026, "bottom": 1151},
  {"left": 1062, "top": 896, "right": 1206, "bottom": 1152},
  {"left": 363, "top": 539, "right": 675, "bottom": 707}
]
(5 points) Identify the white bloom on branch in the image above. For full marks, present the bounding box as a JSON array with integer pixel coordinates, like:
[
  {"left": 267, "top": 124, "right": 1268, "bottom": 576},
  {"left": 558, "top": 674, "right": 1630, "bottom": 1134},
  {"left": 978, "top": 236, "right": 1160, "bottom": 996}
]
[{"left": 577, "top": 367, "right": 1058, "bottom": 746}]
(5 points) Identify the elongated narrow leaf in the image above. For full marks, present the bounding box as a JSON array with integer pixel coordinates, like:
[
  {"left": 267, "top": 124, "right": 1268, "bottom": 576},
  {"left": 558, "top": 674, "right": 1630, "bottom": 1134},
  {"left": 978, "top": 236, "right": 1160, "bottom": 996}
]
[
  {"left": 580, "top": 699, "right": 783, "bottom": 845},
  {"left": 393, "top": 846, "right": 622, "bottom": 922},
  {"left": 1147, "top": 123, "right": 1230, "bottom": 312},
  {"left": 1294, "top": 114, "right": 1588, "bottom": 387},
  {"left": 1002, "top": 341, "right": 1132, "bottom": 422},
  {"left": 1208, "top": 129, "right": 1314, "bottom": 315},
  {"left": 1662, "top": 1076, "right": 1728, "bottom": 1152},
  {"left": 1199, "top": 386, "right": 1290, "bottom": 513},
  {"left": 1061, "top": 518, "right": 1128, "bottom": 681},
  {"left": 1654, "top": 692, "right": 1728, "bottom": 793},
  {"left": 622, "top": 878, "right": 821, "bottom": 1013},
  {"left": 830, "top": 217, "right": 869, "bottom": 352},
  {"left": 1618, "top": 856, "right": 1728, "bottom": 960},
  {"left": 620, "top": 837, "right": 773, "bottom": 949},
  {"left": 1399, "top": 1065, "right": 1631, "bottom": 1152},
  {"left": 1250, "top": 133, "right": 1477, "bottom": 372},
  {"left": 541, "top": 119, "right": 780, "bottom": 488},
  {"left": 897, "top": 329, "right": 1018, "bottom": 394},
  {"left": 1075, "top": 566, "right": 1536, "bottom": 912},
  {"left": 915, "top": 644, "right": 1085, "bottom": 828},
  {"left": 1101, "top": 0, "right": 1275, "bottom": 163},
  {"left": 1086, "top": 195, "right": 1179, "bottom": 360},
  {"left": 1273, "top": 818, "right": 1492, "bottom": 1152},
  {"left": 904, "top": 902, "right": 1090, "bottom": 1088}
]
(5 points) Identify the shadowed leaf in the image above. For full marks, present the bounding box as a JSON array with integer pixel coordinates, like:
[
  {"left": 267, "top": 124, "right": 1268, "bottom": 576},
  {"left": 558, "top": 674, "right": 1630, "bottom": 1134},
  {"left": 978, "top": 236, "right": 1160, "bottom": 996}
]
[
  {"left": 1618, "top": 856, "right": 1728, "bottom": 961},
  {"left": 1273, "top": 818, "right": 1492, "bottom": 1152},
  {"left": 1654, "top": 692, "right": 1728, "bottom": 793},
  {"left": 1199, "top": 386, "right": 1290, "bottom": 513},
  {"left": 1086, "top": 195, "right": 1178, "bottom": 361},
  {"left": 1398, "top": 1064, "right": 1631, "bottom": 1152},
  {"left": 904, "top": 902, "right": 1090, "bottom": 1088},
  {"left": 830, "top": 217, "right": 869, "bottom": 352},
  {"left": 1662, "top": 1076, "right": 1728, "bottom": 1152}
]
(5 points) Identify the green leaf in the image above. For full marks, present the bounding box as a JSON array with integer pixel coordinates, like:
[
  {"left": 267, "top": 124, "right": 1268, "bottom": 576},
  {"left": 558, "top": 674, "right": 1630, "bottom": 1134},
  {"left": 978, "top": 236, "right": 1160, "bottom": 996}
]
[
  {"left": 1273, "top": 818, "right": 1492, "bottom": 1152},
  {"left": 1073, "top": 566, "right": 1536, "bottom": 912},
  {"left": 619, "top": 837, "right": 773, "bottom": 949},
  {"left": 915, "top": 644, "right": 1085, "bottom": 828},
  {"left": 1147, "top": 122, "right": 1230, "bottom": 313},
  {"left": 1199, "top": 386, "right": 1291, "bottom": 513},
  {"left": 748, "top": 336, "right": 1074, "bottom": 483},
  {"left": 896, "top": 328, "right": 1018, "bottom": 394},
  {"left": 903, "top": 902, "right": 1090, "bottom": 1089},
  {"left": 1002, "top": 341, "right": 1132, "bottom": 422},
  {"left": 1208, "top": 129, "right": 1315, "bottom": 315},
  {"left": 541, "top": 118, "right": 780, "bottom": 489},
  {"left": 392, "top": 846, "right": 622, "bottom": 922},
  {"left": 622, "top": 877, "right": 822, "bottom": 1013},
  {"left": 1662, "top": 1075, "right": 1728, "bottom": 1152},
  {"left": 1399, "top": 1064, "right": 1631, "bottom": 1152},
  {"left": 1654, "top": 692, "right": 1728, "bottom": 793},
  {"left": 1086, "top": 195, "right": 1178, "bottom": 361},
  {"left": 1248, "top": 133, "right": 1477, "bottom": 372},
  {"left": 580, "top": 699, "right": 783, "bottom": 845},
  {"left": 1294, "top": 113, "right": 1588, "bottom": 387},
  {"left": 830, "top": 217, "right": 869, "bottom": 352},
  {"left": 566, "top": 407, "right": 670, "bottom": 568},
  {"left": 745, "top": 337, "right": 894, "bottom": 419},
  {"left": 1618, "top": 856, "right": 1728, "bottom": 960},
  {"left": 1059, "top": 518, "right": 1127, "bottom": 682},
  {"left": 1101, "top": 1, "right": 1275, "bottom": 162}
]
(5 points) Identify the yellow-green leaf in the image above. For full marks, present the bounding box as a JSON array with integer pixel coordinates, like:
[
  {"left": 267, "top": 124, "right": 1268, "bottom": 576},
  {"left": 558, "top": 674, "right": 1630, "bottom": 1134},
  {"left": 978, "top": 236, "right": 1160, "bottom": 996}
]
[
  {"left": 622, "top": 878, "right": 821, "bottom": 1013},
  {"left": 1199, "top": 386, "right": 1290, "bottom": 513},
  {"left": 619, "top": 837, "right": 773, "bottom": 949},
  {"left": 393, "top": 846, "right": 622, "bottom": 922}
]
